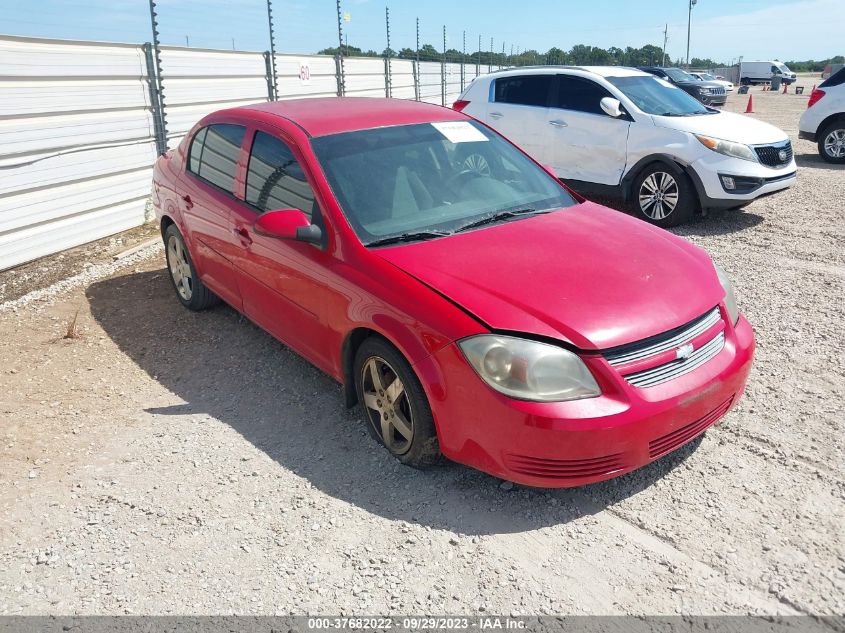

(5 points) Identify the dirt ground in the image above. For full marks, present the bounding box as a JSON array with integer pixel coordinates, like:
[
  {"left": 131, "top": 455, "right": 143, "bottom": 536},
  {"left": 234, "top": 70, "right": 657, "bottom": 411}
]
[{"left": 0, "top": 84, "right": 843, "bottom": 617}]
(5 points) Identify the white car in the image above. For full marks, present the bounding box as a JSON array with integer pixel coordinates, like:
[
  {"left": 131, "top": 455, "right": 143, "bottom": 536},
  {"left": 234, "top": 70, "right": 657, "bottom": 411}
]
[
  {"left": 799, "top": 67, "right": 845, "bottom": 163},
  {"left": 691, "top": 72, "right": 734, "bottom": 92},
  {"left": 455, "top": 66, "right": 796, "bottom": 227}
]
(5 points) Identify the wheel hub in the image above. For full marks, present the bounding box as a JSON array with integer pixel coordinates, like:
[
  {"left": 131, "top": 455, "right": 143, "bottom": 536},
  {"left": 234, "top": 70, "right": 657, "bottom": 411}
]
[{"left": 361, "top": 357, "right": 414, "bottom": 455}]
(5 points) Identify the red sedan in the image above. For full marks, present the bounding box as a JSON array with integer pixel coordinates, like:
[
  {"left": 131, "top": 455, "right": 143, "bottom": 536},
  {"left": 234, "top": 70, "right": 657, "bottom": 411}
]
[{"left": 152, "top": 97, "right": 755, "bottom": 488}]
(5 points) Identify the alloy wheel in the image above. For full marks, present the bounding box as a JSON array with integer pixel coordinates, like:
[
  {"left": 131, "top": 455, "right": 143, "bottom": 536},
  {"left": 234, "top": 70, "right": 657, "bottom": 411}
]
[
  {"left": 361, "top": 356, "right": 414, "bottom": 455},
  {"left": 823, "top": 128, "right": 845, "bottom": 159},
  {"left": 639, "top": 171, "right": 680, "bottom": 220},
  {"left": 167, "top": 235, "right": 193, "bottom": 301}
]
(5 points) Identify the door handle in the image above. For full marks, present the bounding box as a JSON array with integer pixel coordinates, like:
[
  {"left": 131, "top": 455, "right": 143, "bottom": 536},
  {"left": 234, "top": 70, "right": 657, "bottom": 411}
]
[
  {"left": 181, "top": 194, "right": 194, "bottom": 209},
  {"left": 234, "top": 226, "right": 252, "bottom": 246},
  {"left": 489, "top": 111, "right": 503, "bottom": 119},
  {"left": 549, "top": 119, "right": 568, "bottom": 128}
]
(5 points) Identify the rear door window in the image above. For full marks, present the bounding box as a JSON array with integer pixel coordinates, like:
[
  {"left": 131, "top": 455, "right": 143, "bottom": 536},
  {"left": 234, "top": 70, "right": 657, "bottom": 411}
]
[
  {"left": 554, "top": 76, "right": 614, "bottom": 115},
  {"left": 188, "top": 123, "right": 246, "bottom": 194},
  {"left": 494, "top": 75, "right": 553, "bottom": 107}
]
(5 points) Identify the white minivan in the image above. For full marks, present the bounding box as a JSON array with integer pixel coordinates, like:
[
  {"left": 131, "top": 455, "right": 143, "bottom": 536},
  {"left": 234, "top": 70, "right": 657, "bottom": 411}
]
[{"left": 455, "top": 66, "right": 796, "bottom": 227}]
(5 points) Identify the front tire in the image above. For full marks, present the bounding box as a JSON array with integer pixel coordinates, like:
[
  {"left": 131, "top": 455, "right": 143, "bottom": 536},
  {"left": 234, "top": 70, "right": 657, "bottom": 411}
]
[
  {"left": 353, "top": 337, "right": 441, "bottom": 468},
  {"left": 163, "top": 224, "right": 220, "bottom": 311},
  {"left": 632, "top": 163, "right": 696, "bottom": 228},
  {"left": 819, "top": 119, "right": 845, "bottom": 164}
]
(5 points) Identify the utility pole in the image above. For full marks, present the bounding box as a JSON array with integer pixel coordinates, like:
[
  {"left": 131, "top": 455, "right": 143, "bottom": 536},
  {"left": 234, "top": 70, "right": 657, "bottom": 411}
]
[
  {"left": 686, "top": 0, "right": 698, "bottom": 68},
  {"left": 661, "top": 23, "right": 668, "bottom": 67},
  {"left": 185, "top": 35, "right": 189, "bottom": 47}
]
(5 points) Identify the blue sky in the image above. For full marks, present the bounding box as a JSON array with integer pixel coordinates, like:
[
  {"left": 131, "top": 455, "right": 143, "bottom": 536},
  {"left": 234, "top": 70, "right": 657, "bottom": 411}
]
[{"left": 1, "top": 0, "right": 842, "bottom": 61}]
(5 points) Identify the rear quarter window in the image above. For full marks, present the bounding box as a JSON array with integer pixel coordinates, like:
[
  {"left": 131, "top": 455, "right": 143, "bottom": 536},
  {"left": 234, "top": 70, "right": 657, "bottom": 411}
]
[
  {"left": 494, "top": 75, "right": 553, "bottom": 107},
  {"left": 820, "top": 67, "right": 845, "bottom": 88}
]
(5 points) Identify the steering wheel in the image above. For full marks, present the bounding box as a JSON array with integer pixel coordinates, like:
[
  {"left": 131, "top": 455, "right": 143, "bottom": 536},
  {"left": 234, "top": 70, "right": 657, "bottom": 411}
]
[{"left": 446, "top": 168, "right": 482, "bottom": 189}]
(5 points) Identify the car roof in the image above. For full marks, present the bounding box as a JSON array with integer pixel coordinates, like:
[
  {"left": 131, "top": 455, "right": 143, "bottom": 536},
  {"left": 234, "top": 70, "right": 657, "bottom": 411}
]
[
  {"left": 230, "top": 97, "right": 463, "bottom": 138},
  {"left": 485, "top": 65, "right": 652, "bottom": 80}
]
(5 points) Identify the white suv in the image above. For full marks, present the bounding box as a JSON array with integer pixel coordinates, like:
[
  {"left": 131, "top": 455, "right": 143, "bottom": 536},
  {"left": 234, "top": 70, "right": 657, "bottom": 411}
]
[
  {"left": 799, "top": 67, "right": 845, "bottom": 163},
  {"left": 455, "top": 66, "right": 796, "bottom": 227}
]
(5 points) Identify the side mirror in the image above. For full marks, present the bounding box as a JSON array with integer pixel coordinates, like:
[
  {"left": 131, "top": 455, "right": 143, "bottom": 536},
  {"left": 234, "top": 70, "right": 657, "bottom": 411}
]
[
  {"left": 600, "top": 97, "right": 624, "bottom": 119},
  {"left": 254, "top": 209, "right": 322, "bottom": 245}
]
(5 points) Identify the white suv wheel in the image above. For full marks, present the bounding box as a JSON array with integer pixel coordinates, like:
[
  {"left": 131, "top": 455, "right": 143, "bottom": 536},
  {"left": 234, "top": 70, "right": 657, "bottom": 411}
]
[{"left": 638, "top": 171, "right": 679, "bottom": 220}]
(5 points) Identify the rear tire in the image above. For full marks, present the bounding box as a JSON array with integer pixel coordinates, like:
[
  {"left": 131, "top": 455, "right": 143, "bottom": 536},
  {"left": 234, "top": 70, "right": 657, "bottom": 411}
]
[
  {"left": 353, "top": 337, "right": 441, "bottom": 468},
  {"left": 163, "top": 224, "right": 220, "bottom": 311},
  {"left": 631, "top": 163, "right": 696, "bottom": 228},
  {"left": 818, "top": 119, "right": 845, "bottom": 164}
]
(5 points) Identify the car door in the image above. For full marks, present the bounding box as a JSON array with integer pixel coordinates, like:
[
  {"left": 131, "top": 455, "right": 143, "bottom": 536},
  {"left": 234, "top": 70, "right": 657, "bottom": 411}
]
[
  {"left": 547, "top": 75, "right": 631, "bottom": 185},
  {"left": 484, "top": 74, "right": 553, "bottom": 163},
  {"left": 179, "top": 123, "right": 247, "bottom": 310},
  {"left": 223, "top": 126, "right": 334, "bottom": 371}
]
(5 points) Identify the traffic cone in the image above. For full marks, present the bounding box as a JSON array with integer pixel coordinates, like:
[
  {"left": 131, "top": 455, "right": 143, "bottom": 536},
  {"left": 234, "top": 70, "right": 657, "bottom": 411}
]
[
  {"left": 782, "top": 82, "right": 788, "bottom": 94},
  {"left": 745, "top": 94, "right": 754, "bottom": 113}
]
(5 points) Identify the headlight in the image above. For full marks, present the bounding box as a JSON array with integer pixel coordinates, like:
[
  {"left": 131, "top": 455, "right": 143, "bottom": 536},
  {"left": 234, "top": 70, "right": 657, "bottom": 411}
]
[
  {"left": 714, "top": 263, "right": 740, "bottom": 324},
  {"left": 695, "top": 134, "right": 758, "bottom": 162},
  {"left": 458, "top": 335, "right": 600, "bottom": 402}
]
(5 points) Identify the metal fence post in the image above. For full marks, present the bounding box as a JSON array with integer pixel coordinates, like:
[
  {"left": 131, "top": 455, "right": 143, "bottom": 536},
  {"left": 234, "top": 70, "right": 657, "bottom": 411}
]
[
  {"left": 263, "top": 51, "right": 276, "bottom": 101},
  {"left": 384, "top": 6, "right": 392, "bottom": 98},
  {"left": 412, "top": 60, "right": 420, "bottom": 101},
  {"left": 143, "top": 43, "right": 167, "bottom": 156},
  {"left": 441, "top": 25, "right": 446, "bottom": 107},
  {"left": 147, "top": 0, "right": 168, "bottom": 154},
  {"left": 266, "top": 0, "right": 279, "bottom": 100},
  {"left": 335, "top": 0, "right": 346, "bottom": 96}
]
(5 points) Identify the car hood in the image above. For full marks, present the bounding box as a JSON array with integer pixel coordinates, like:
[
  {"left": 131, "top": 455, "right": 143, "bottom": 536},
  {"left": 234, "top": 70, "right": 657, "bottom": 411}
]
[
  {"left": 376, "top": 202, "right": 724, "bottom": 350},
  {"left": 651, "top": 109, "right": 788, "bottom": 144}
]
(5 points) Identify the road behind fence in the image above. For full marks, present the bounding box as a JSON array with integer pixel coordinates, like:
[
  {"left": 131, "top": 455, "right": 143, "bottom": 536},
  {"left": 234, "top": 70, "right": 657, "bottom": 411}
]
[{"left": 0, "top": 34, "right": 498, "bottom": 270}]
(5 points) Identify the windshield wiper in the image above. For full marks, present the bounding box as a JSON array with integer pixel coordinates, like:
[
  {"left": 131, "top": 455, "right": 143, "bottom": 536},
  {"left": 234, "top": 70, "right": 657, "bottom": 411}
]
[
  {"left": 454, "top": 207, "right": 548, "bottom": 233},
  {"left": 365, "top": 230, "right": 451, "bottom": 247}
]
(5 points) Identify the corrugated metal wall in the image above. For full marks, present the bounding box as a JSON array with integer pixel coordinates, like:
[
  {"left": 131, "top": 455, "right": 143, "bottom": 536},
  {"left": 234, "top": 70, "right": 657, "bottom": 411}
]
[
  {"left": 0, "top": 34, "right": 496, "bottom": 270},
  {"left": 0, "top": 35, "right": 157, "bottom": 271}
]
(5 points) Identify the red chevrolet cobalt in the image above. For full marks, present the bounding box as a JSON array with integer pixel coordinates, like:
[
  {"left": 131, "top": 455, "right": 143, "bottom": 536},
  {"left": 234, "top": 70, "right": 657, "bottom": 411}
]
[{"left": 152, "top": 97, "right": 755, "bottom": 487}]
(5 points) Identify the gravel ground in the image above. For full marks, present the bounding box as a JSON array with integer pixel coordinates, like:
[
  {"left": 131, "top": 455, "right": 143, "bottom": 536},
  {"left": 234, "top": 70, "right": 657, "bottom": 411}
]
[{"left": 0, "top": 87, "right": 843, "bottom": 617}]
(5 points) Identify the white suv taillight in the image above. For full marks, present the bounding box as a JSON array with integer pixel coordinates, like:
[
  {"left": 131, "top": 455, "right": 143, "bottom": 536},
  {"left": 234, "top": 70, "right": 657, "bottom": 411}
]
[
  {"left": 807, "top": 89, "right": 826, "bottom": 108},
  {"left": 452, "top": 99, "right": 470, "bottom": 112}
]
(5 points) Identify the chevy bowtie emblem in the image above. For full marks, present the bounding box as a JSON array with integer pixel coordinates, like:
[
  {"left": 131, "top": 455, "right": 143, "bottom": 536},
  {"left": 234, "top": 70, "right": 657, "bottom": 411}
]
[{"left": 676, "top": 343, "right": 695, "bottom": 360}]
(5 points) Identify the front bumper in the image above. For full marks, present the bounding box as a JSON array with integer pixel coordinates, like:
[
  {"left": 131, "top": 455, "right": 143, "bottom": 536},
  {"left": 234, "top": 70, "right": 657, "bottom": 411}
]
[
  {"left": 689, "top": 152, "right": 796, "bottom": 209},
  {"left": 417, "top": 311, "right": 755, "bottom": 488}
]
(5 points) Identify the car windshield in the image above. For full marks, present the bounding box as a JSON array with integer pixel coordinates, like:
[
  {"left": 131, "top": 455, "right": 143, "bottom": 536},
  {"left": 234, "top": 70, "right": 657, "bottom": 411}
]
[
  {"left": 699, "top": 73, "right": 716, "bottom": 81},
  {"left": 607, "top": 75, "right": 711, "bottom": 116},
  {"left": 664, "top": 68, "right": 697, "bottom": 82},
  {"left": 310, "top": 120, "right": 577, "bottom": 246}
]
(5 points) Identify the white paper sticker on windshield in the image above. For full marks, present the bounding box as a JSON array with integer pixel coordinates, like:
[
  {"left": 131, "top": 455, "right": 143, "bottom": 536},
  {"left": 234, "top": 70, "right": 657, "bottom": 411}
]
[{"left": 431, "top": 121, "right": 488, "bottom": 143}]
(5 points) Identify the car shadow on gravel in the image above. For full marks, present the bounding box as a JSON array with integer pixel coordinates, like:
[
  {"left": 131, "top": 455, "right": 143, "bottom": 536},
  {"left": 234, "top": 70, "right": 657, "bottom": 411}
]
[
  {"left": 579, "top": 195, "right": 765, "bottom": 237},
  {"left": 88, "top": 269, "right": 704, "bottom": 536},
  {"left": 795, "top": 153, "right": 844, "bottom": 171}
]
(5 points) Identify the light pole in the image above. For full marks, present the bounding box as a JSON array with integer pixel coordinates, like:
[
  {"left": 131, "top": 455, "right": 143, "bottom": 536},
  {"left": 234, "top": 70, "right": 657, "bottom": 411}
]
[{"left": 686, "top": 0, "right": 698, "bottom": 68}]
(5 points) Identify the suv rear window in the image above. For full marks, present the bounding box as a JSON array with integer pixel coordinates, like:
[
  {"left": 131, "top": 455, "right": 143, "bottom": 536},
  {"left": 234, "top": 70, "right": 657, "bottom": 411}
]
[
  {"left": 820, "top": 67, "right": 845, "bottom": 88},
  {"left": 494, "top": 75, "right": 552, "bottom": 107}
]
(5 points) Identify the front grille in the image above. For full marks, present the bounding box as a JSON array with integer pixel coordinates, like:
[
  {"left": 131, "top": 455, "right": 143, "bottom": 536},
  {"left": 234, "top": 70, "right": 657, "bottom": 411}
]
[
  {"left": 708, "top": 87, "right": 726, "bottom": 96},
  {"left": 604, "top": 308, "right": 721, "bottom": 366},
  {"left": 623, "top": 332, "right": 725, "bottom": 388},
  {"left": 603, "top": 307, "right": 725, "bottom": 388},
  {"left": 755, "top": 140, "right": 793, "bottom": 167},
  {"left": 649, "top": 397, "right": 733, "bottom": 459},
  {"left": 503, "top": 453, "right": 627, "bottom": 480}
]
